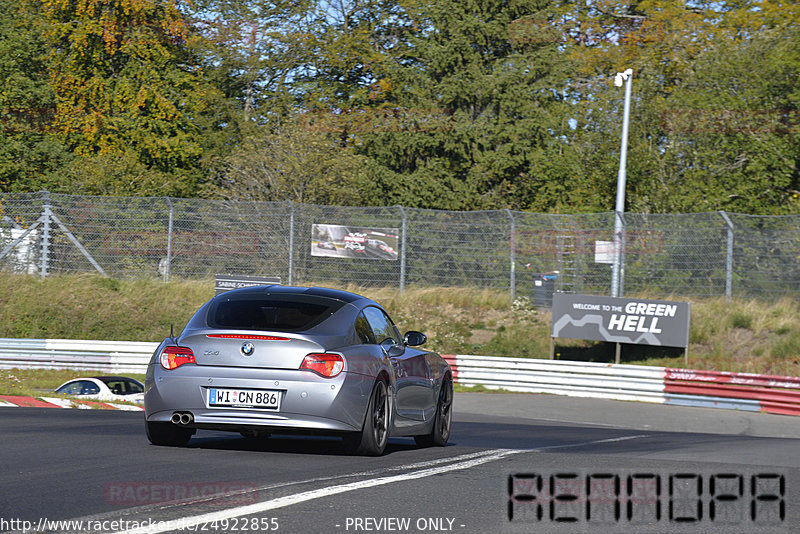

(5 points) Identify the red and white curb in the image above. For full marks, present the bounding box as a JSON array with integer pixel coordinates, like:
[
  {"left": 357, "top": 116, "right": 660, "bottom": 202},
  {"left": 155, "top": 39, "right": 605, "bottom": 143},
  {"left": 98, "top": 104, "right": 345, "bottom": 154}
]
[{"left": 0, "top": 395, "right": 143, "bottom": 411}]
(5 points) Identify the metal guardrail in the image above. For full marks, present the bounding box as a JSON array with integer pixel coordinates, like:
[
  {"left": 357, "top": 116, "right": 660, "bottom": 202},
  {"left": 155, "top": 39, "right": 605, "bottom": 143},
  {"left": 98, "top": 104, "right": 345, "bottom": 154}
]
[
  {"left": 0, "top": 338, "right": 156, "bottom": 374},
  {"left": 444, "top": 354, "right": 667, "bottom": 403},
  {"left": 2, "top": 338, "right": 799, "bottom": 416},
  {"left": 444, "top": 354, "right": 800, "bottom": 416}
]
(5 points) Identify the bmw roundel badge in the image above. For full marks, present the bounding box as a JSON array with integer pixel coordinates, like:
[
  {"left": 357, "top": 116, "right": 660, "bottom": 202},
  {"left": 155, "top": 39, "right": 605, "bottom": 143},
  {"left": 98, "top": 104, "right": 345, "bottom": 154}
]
[{"left": 240, "top": 342, "right": 255, "bottom": 356}]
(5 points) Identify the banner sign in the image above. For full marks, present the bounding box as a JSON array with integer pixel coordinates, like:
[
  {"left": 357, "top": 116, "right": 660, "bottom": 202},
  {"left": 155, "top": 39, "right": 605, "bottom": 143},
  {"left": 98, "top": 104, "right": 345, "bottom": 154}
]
[
  {"left": 594, "top": 240, "right": 614, "bottom": 264},
  {"left": 551, "top": 293, "right": 690, "bottom": 348},
  {"left": 311, "top": 224, "right": 399, "bottom": 261},
  {"left": 215, "top": 275, "right": 281, "bottom": 295}
]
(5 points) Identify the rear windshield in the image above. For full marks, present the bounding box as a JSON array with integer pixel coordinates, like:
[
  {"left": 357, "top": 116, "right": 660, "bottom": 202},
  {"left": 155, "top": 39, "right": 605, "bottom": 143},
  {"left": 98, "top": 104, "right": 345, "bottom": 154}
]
[{"left": 207, "top": 294, "right": 345, "bottom": 332}]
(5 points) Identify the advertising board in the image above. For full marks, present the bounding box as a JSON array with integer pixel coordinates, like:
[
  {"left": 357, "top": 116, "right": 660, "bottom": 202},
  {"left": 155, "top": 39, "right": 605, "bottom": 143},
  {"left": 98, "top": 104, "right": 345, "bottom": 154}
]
[
  {"left": 551, "top": 293, "right": 690, "bottom": 349},
  {"left": 311, "top": 224, "right": 399, "bottom": 261},
  {"left": 214, "top": 275, "right": 281, "bottom": 295}
]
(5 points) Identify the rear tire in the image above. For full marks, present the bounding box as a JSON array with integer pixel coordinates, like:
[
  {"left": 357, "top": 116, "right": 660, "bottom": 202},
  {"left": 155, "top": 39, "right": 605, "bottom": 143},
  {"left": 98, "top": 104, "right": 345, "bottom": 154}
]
[
  {"left": 145, "top": 420, "right": 193, "bottom": 447},
  {"left": 415, "top": 376, "right": 452, "bottom": 447},
  {"left": 343, "top": 380, "right": 389, "bottom": 456}
]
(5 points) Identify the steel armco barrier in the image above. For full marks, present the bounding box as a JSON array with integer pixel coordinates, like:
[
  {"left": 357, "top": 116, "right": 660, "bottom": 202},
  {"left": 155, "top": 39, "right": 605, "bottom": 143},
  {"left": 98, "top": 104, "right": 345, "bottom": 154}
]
[
  {"left": 0, "top": 338, "right": 157, "bottom": 374},
  {"left": 3, "top": 338, "right": 800, "bottom": 416},
  {"left": 444, "top": 354, "right": 800, "bottom": 416}
]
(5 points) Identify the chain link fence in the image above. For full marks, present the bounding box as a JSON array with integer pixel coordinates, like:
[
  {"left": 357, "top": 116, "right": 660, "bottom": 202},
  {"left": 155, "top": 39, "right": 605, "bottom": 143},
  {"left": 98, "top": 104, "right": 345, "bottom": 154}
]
[{"left": 1, "top": 191, "right": 799, "bottom": 301}]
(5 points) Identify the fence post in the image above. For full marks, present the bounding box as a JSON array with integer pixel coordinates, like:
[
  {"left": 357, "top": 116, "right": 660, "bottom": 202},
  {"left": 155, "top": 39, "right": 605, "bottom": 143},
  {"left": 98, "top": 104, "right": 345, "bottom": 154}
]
[
  {"left": 40, "top": 191, "right": 51, "bottom": 278},
  {"left": 619, "top": 212, "right": 627, "bottom": 297},
  {"left": 288, "top": 201, "right": 294, "bottom": 286},
  {"left": 506, "top": 209, "right": 516, "bottom": 303},
  {"left": 611, "top": 211, "right": 626, "bottom": 297},
  {"left": 165, "top": 198, "right": 174, "bottom": 283},
  {"left": 397, "top": 205, "right": 407, "bottom": 291},
  {"left": 720, "top": 211, "right": 734, "bottom": 301}
]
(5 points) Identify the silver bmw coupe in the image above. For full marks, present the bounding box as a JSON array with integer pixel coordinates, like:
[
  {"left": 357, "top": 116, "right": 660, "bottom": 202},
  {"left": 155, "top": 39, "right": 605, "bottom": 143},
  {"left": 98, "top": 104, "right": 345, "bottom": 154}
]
[{"left": 144, "top": 285, "right": 453, "bottom": 455}]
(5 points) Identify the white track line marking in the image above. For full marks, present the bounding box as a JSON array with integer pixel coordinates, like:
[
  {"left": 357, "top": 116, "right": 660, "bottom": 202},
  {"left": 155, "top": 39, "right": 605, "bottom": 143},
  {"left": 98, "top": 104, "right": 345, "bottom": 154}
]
[
  {"left": 73, "top": 449, "right": 516, "bottom": 525},
  {"left": 115, "top": 435, "right": 649, "bottom": 534},
  {"left": 115, "top": 449, "right": 522, "bottom": 534},
  {"left": 520, "top": 415, "right": 636, "bottom": 428},
  {"left": 535, "top": 434, "right": 650, "bottom": 451}
]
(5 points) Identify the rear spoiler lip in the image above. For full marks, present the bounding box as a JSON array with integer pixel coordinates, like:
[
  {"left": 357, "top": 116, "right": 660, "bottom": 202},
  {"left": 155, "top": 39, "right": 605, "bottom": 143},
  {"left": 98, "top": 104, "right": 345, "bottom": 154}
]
[{"left": 205, "top": 333, "right": 292, "bottom": 341}]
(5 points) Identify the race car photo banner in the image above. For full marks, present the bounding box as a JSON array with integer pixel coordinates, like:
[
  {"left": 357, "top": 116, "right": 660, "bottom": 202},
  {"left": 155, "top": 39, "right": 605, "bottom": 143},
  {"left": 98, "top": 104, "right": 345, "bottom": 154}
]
[{"left": 311, "top": 224, "right": 399, "bottom": 261}]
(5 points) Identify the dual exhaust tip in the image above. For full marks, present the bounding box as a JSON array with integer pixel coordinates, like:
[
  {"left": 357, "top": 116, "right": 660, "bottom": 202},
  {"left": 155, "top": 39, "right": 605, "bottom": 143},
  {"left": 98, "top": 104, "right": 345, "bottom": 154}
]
[{"left": 171, "top": 411, "right": 194, "bottom": 426}]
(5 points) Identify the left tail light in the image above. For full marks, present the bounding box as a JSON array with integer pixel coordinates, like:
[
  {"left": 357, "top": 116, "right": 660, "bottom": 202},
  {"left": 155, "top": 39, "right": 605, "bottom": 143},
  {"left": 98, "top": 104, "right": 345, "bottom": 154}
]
[
  {"left": 159, "top": 346, "right": 196, "bottom": 370},
  {"left": 300, "top": 353, "right": 344, "bottom": 378}
]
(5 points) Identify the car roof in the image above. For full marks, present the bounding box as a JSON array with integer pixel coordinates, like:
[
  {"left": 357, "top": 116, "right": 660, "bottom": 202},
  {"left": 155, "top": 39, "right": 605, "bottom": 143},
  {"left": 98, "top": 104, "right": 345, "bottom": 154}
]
[
  {"left": 62, "top": 377, "right": 102, "bottom": 383},
  {"left": 217, "top": 285, "right": 368, "bottom": 304},
  {"left": 92, "top": 376, "right": 141, "bottom": 383},
  {"left": 55, "top": 377, "right": 106, "bottom": 389}
]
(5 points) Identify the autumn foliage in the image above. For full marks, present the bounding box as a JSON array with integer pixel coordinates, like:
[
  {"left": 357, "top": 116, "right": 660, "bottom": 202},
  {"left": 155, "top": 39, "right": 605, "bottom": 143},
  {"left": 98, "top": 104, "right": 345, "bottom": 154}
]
[{"left": 0, "top": 0, "right": 797, "bottom": 213}]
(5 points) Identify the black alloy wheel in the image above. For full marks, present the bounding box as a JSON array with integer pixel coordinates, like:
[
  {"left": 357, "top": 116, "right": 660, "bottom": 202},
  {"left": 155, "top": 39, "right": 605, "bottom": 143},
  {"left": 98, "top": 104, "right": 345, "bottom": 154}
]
[
  {"left": 344, "top": 379, "right": 389, "bottom": 456},
  {"left": 415, "top": 376, "right": 452, "bottom": 447}
]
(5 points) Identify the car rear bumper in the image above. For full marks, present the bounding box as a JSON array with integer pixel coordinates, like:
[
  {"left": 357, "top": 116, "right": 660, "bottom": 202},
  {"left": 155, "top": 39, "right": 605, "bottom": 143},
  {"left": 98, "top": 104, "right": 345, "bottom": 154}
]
[{"left": 145, "top": 364, "right": 374, "bottom": 433}]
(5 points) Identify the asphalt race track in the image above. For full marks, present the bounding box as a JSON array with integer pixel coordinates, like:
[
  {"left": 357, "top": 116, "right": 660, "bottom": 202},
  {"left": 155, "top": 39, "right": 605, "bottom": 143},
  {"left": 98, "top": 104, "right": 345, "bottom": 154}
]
[{"left": 2, "top": 393, "right": 799, "bottom": 534}]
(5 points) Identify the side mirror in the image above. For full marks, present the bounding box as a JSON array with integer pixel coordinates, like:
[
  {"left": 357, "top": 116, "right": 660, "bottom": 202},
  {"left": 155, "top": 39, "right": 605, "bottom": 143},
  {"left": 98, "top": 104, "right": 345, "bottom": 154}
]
[
  {"left": 403, "top": 331, "right": 427, "bottom": 347},
  {"left": 380, "top": 338, "right": 405, "bottom": 358}
]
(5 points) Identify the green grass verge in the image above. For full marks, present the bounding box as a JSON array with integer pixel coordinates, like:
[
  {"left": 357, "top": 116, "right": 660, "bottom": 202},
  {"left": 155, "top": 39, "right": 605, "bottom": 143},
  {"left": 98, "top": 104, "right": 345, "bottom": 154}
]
[{"left": 454, "top": 383, "right": 515, "bottom": 394}]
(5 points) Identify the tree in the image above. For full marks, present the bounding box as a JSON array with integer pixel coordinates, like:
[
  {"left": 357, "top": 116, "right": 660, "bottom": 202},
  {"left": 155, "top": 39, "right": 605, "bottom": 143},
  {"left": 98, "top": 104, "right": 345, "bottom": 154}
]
[
  {"left": 222, "top": 120, "right": 372, "bottom": 204},
  {"left": 39, "top": 0, "right": 223, "bottom": 196},
  {"left": 561, "top": 0, "right": 800, "bottom": 214},
  {"left": 0, "top": 0, "right": 71, "bottom": 192},
  {"left": 292, "top": 0, "right": 399, "bottom": 112},
  {"left": 191, "top": 0, "right": 309, "bottom": 127},
  {"left": 342, "top": 0, "right": 576, "bottom": 210},
  {"left": 661, "top": 26, "right": 800, "bottom": 214}
]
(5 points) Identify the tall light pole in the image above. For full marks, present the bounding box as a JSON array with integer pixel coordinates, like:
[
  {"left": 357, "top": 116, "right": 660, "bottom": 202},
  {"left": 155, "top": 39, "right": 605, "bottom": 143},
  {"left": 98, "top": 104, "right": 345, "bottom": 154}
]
[{"left": 611, "top": 68, "right": 633, "bottom": 298}]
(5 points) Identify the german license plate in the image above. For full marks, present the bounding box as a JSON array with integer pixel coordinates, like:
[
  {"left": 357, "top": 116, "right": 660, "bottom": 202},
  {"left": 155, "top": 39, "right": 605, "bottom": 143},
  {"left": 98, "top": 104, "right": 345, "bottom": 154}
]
[{"left": 208, "top": 388, "right": 281, "bottom": 409}]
